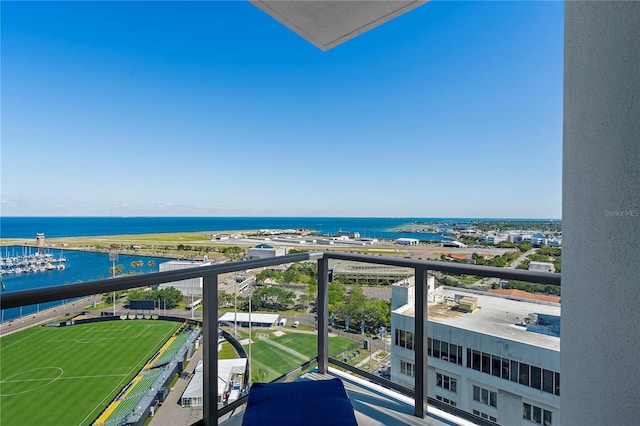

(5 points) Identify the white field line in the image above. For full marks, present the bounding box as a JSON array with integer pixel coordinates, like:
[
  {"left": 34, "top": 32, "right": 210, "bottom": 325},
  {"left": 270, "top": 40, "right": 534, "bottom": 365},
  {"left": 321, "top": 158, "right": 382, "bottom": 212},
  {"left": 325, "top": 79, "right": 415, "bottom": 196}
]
[
  {"left": 258, "top": 337, "right": 308, "bottom": 361},
  {"left": 0, "top": 327, "right": 48, "bottom": 351},
  {"left": 48, "top": 325, "right": 153, "bottom": 344},
  {"left": 1, "top": 373, "right": 128, "bottom": 383}
]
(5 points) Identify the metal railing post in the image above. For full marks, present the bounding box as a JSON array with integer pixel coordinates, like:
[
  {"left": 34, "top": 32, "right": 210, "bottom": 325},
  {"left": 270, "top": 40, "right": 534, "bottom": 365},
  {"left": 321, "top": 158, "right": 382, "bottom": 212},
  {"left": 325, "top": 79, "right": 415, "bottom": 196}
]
[
  {"left": 414, "top": 266, "right": 428, "bottom": 418},
  {"left": 317, "top": 256, "right": 329, "bottom": 374},
  {"left": 203, "top": 273, "right": 218, "bottom": 425}
]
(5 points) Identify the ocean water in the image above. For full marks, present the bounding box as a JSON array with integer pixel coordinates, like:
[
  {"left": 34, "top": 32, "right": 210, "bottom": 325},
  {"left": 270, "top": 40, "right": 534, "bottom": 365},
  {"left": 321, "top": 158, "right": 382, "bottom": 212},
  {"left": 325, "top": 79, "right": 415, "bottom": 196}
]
[{"left": 0, "top": 216, "right": 456, "bottom": 240}]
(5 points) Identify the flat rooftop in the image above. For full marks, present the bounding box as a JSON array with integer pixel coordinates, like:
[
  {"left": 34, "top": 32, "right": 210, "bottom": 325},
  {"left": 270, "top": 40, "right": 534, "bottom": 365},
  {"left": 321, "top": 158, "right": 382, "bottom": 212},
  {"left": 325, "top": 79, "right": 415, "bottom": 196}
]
[{"left": 396, "top": 287, "right": 561, "bottom": 351}]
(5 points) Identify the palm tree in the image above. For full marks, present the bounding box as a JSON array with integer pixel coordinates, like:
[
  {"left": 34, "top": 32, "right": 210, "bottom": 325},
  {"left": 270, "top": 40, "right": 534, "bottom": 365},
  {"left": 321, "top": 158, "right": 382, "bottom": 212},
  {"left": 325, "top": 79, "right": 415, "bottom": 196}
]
[{"left": 148, "top": 260, "right": 155, "bottom": 272}]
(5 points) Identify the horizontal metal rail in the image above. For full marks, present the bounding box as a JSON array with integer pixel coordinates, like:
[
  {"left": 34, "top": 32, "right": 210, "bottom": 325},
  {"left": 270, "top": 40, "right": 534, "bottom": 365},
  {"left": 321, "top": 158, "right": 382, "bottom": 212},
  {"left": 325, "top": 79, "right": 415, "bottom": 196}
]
[{"left": 323, "top": 251, "right": 561, "bottom": 285}]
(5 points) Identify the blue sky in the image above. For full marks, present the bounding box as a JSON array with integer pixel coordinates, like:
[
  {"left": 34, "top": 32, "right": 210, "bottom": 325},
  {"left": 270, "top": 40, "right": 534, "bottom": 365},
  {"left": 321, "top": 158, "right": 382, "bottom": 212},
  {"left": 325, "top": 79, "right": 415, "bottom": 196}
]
[{"left": 1, "top": 1, "right": 563, "bottom": 218}]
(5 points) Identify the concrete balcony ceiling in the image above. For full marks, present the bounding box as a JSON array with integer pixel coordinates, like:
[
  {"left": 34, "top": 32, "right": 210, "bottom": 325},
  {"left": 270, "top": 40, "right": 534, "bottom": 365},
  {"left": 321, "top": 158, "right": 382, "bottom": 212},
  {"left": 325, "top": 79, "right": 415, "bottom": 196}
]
[{"left": 250, "top": 0, "right": 428, "bottom": 51}]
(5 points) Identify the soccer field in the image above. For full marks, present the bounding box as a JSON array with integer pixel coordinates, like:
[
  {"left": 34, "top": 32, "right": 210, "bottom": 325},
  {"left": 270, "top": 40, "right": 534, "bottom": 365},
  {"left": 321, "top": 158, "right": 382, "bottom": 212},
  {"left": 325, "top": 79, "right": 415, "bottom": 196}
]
[
  {"left": 239, "top": 330, "right": 361, "bottom": 383},
  {"left": 0, "top": 320, "right": 180, "bottom": 426}
]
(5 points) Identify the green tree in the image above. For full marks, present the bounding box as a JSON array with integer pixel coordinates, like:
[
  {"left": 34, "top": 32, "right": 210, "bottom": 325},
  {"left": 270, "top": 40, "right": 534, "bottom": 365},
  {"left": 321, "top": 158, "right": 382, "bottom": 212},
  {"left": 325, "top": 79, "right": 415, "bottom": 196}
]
[
  {"left": 158, "top": 287, "right": 183, "bottom": 309},
  {"left": 328, "top": 282, "right": 346, "bottom": 314}
]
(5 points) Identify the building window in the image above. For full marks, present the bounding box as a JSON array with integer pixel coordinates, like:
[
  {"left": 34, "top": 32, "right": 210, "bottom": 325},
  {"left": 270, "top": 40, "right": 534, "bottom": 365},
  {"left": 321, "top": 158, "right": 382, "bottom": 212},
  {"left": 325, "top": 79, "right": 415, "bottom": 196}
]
[
  {"left": 510, "top": 360, "right": 519, "bottom": 383},
  {"left": 523, "top": 402, "right": 552, "bottom": 425},
  {"left": 430, "top": 340, "right": 463, "bottom": 366},
  {"left": 482, "top": 352, "right": 491, "bottom": 374},
  {"left": 472, "top": 350, "right": 481, "bottom": 371},
  {"left": 473, "top": 385, "right": 497, "bottom": 408},
  {"left": 395, "top": 329, "right": 414, "bottom": 351},
  {"left": 531, "top": 366, "right": 542, "bottom": 390},
  {"left": 492, "top": 355, "right": 501, "bottom": 377},
  {"left": 400, "top": 360, "right": 414, "bottom": 377},
  {"left": 519, "top": 362, "right": 530, "bottom": 386},
  {"left": 473, "top": 409, "right": 497, "bottom": 424},
  {"left": 450, "top": 343, "right": 458, "bottom": 364},
  {"left": 441, "top": 341, "right": 449, "bottom": 360},
  {"left": 543, "top": 369, "right": 554, "bottom": 394},
  {"left": 465, "top": 346, "right": 559, "bottom": 396},
  {"left": 501, "top": 358, "right": 510, "bottom": 380},
  {"left": 436, "top": 373, "right": 457, "bottom": 393},
  {"left": 436, "top": 395, "right": 457, "bottom": 407}
]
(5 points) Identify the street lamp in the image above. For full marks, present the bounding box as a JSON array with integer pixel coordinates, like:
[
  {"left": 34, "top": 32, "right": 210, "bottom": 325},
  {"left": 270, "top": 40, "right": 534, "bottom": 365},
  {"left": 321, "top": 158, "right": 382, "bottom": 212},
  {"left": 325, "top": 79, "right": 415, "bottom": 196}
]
[
  {"left": 109, "top": 250, "right": 118, "bottom": 316},
  {"left": 248, "top": 278, "right": 252, "bottom": 383}
]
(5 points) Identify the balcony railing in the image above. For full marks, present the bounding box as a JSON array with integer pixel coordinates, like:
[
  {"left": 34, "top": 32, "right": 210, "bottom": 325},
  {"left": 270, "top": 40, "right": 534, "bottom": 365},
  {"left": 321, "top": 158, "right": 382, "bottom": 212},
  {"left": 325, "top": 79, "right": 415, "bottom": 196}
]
[{"left": 0, "top": 251, "right": 560, "bottom": 425}]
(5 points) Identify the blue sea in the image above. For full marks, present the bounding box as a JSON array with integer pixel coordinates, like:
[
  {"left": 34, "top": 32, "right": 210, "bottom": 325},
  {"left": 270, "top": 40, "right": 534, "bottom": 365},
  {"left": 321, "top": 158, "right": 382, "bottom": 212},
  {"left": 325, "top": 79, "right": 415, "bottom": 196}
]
[{"left": 0, "top": 216, "right": 457, "bottom": 240}]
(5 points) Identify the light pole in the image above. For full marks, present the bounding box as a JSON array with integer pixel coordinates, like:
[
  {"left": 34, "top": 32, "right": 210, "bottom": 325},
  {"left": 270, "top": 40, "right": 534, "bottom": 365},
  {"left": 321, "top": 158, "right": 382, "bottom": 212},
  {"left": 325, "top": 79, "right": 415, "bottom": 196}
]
[
  {"left": 109, "top": 250, "right": 118, "bottom": 316},
  {"left": 248, "top": 278, "right": 252, "bottom": 383}
]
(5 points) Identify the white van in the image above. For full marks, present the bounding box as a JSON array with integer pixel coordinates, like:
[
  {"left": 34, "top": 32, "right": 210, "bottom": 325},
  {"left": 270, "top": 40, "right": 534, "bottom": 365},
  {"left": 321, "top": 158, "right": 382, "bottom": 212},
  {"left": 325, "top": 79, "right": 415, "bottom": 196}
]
[
  {"left": 292, "top": 321, "right": 300, "bottom": 328},
  {"left": 278, "top": 318, "right": 287, "bottom": 327}
]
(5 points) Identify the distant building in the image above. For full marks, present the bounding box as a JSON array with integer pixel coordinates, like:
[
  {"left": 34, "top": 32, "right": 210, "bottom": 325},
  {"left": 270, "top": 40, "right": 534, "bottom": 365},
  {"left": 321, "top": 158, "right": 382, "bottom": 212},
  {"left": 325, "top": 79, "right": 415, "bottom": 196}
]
[
  {"left": 442, "top": 240, "right": 467, "bottom": 248},
  {"left": 337, "top": 231, "right": 360, "bottom": 239},
  {"left": 181, "top": 358, "right": 247, "bottom": 407},
  {"left": 159, "top": 260, "right": 211, "bottom": 296},
  {"left": 529, "top": 261, "right": 556, "bottom": 273},
  {"left": 247, "top": 244, "right": 286, "bottom": 259},
  {"left": 218, "top": 312, "right": 279, "bottom": 328},
  {"left": 36, "top": 233, "right": 45, "bottom": 249},
  {"left": 396, "top": 238, "right": 419, "bottom": 246},
  {"left": 480, "top": 233, "right": 509, "bottom": 244},
  {"left": 488, "top": 289, "right": 561, "bottom": 304}
]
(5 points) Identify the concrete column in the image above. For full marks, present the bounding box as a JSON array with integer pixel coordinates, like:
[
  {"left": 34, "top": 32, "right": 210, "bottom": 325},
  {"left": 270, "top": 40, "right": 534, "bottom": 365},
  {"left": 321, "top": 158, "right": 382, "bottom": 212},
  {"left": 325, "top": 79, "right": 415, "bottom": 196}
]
[{"left": 563, "top": 2, "right": 640, "bottom": 425}]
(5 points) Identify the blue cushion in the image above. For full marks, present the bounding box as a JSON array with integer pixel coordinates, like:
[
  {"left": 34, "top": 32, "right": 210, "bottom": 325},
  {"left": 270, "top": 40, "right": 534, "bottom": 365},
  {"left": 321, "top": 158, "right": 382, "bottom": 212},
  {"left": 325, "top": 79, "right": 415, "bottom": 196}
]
[{"left": 242, "top": 378, "right": 358, "bottom": 426}]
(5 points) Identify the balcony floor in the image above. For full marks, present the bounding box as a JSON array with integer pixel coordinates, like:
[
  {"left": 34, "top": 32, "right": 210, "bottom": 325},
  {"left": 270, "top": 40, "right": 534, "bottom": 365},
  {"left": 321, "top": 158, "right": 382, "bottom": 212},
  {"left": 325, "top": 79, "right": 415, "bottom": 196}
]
[{"left": 220, "top": 367, "right": 476, "bottom": 426}]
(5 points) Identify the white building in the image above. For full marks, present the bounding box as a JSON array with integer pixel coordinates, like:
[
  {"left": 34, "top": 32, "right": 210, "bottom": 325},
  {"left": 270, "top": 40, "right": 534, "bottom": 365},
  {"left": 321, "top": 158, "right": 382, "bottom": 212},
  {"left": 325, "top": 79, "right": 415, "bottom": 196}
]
[
  {"left": 442, "top": 240, "right": 467, "bottom": 248},
  {"left": 181, "top": 358, "right": 247, "bottom": 406},
  {"left": 480, "top": 233, "right": 509, "bottom": 244},
  {"left": 396, "top": 238, "right": 419, "bottom": 245},
  {"left": 391, "top": 283, "right": 560, "bottom": 425},
  {"left": 247, "top": 244, "right": 286, "bottom": 259},
  {"left": 337, "top": 231, "right": 360, "bottom": 239},
  {"left": 218, "top": 312, "right": 279, "bottom": 328},
  {"left": 529, "top": 261, "right": 556, "bottom": 273},
  {"left": 158, "top": 260, "right": 211, "bottom": 296}
]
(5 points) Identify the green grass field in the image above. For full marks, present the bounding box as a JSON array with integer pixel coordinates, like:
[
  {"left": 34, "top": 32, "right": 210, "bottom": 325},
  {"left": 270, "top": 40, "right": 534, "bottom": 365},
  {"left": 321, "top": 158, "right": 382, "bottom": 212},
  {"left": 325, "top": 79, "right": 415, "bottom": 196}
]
[
  {"left": 233, "top": 330, "right": 361, "bottom": 383},
  {"left": 0, "top": 320, "right": 180, "bottom": 426}
]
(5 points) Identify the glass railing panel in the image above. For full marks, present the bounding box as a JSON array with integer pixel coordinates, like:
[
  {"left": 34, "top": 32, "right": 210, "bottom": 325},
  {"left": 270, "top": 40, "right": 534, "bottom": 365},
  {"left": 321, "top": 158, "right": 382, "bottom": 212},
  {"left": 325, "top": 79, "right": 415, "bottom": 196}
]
[
  {"left": 320, "top": 253, "right": 560, "bottom": 426},
  {"left": 219, "top": 261, "right": 318, "bottom": 388}
]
